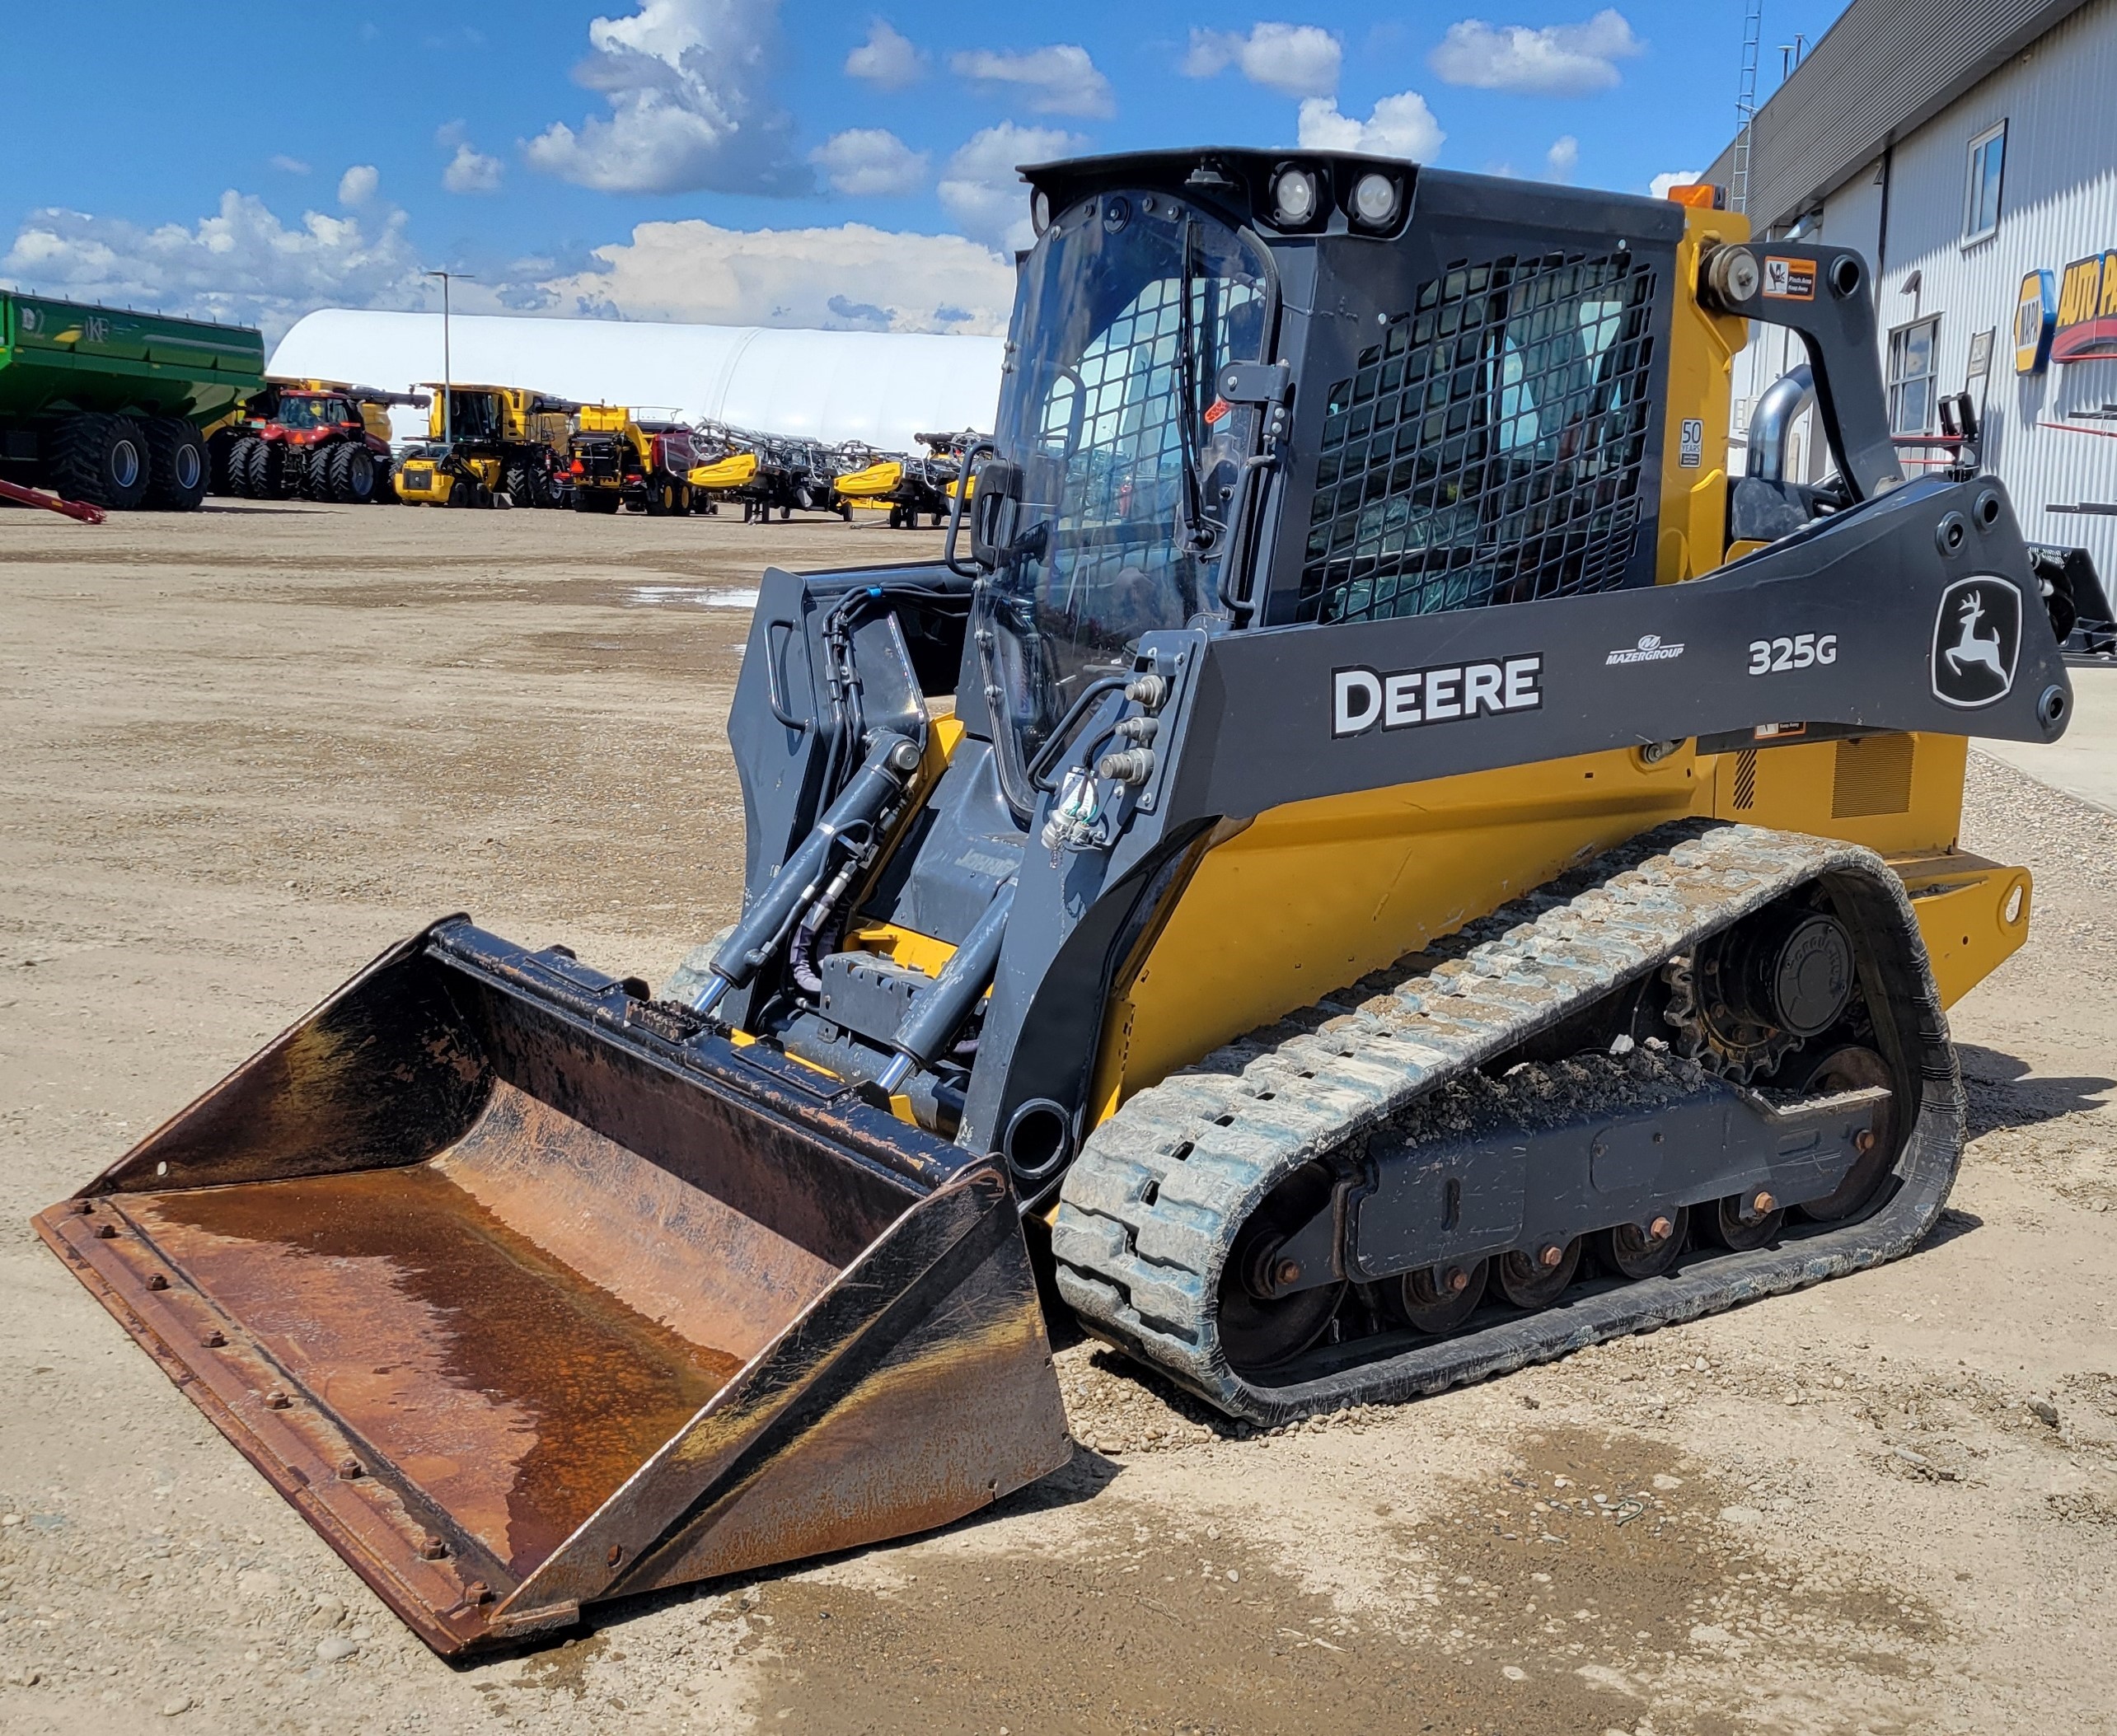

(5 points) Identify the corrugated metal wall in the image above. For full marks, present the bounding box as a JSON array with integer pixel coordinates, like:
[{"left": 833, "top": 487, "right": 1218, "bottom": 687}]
[
  {"left": 1883, "top": 0, "right": 2117, "bottom": 576},
  {"left": 1704, "top": 0, "right": 2090, "bottom": 222},
  {"left": 1726, "top": 0, "right": 2117, "bottom": 578}
]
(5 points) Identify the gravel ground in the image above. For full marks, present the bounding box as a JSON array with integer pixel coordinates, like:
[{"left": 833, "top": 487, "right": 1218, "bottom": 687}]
[{"left": 2, "top": 502, "right": 2113, "bottom": 1734}]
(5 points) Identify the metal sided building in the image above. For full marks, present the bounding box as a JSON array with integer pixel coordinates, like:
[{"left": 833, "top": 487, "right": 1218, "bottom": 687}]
[{"left": 1706, "top": 0, "right": 2117, "bottom": 577}]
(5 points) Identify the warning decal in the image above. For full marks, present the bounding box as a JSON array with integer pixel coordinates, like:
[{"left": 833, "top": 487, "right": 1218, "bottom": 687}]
[{"left": 1763, "top": 256, "right": 1816, "bottom": 301}]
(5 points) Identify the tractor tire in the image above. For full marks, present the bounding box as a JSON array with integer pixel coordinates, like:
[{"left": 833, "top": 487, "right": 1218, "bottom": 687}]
[
  {"left": 208, "top": 430, "right": 243, "bottom": 496},
  {"left": 329, "top": 443, "right": 380, "bottom": 504},
  {"left": 142, "top": 418, "right": 209, "bottom": 511},
  {"left": 504, "top": 461, "right": 556, "bottom": 509},
  {"left": 302, "top": 447, "right": 336, "bottom": 503},
  {"left": 225, "top": 436, "right": 260, "bottom": 498},
  {"left": 249, "top": 438, "right": 288, "bottom": 500},
  {"left": 244, "top": 438, "right": 283, "bottom": 499},
  {"left": 49, "top": 412, "right": 150, "bottom": 509},
  {"left": 372, "top": 458, "right": 396, "bottom": 502}
]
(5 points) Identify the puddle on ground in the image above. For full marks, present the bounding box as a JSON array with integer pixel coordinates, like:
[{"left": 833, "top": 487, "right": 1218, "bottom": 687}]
[{"left": 624, "top": 585, "right": 761, "bottom": 610}]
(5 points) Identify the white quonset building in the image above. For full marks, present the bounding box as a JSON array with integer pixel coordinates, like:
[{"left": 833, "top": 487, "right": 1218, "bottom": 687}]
[
  {"left": 1707, "top": 0, "right": 2117, "bottom": 578},
  {"left": 266, "top": 310, "right": 1005, "bottom": 455}
]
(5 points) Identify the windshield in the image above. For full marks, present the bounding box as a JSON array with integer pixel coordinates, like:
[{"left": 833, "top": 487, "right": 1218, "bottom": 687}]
[
  {"left": 274, "top": 397, "right": 344, "bottom": 429},
  {"left": 984, "top": 190, "right": 1272, "bottom": 805},
  {"left": 446, "top": 391, "right": 500, "bottom": 442}
]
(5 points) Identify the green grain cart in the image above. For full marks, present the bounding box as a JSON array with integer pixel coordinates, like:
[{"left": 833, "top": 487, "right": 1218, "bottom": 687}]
[{"left": 0, "top": 292, "right": 265, "bottom": 511}]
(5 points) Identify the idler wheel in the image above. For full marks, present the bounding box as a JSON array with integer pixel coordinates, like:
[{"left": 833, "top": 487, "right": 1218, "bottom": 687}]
[
  {"left": 1218, "top": 1163, "right": 1346, "bottom": 1373},
  {"left": 1496, "top": 1237, "right": 1581, "bottom": 1309},
  {"left": 1599, "top": 1206, "right": 1689, "bottom": 1280},
  {"left": 1388, "top": 1258, "right": 1488, "bottom": 1335},
  {"left": 1711, "top": 1188, "right": 1786, "bottom": 1252},
  {"left": 1791, "top": 1044, "right": 1899, "bottom": 1222}
]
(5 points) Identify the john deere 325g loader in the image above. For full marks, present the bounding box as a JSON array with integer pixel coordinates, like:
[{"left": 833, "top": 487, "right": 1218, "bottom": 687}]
[{"left": 40, "top": 149, "right": 2105, "bottom": 1654}]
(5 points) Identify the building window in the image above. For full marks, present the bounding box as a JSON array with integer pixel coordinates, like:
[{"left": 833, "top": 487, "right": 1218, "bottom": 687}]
[
  {"left": 1888, "top": 318, "right": 1940, "bottom": 434},
  {"left": 1965, "top": 123, "right": 2006, "bottom": 241}
]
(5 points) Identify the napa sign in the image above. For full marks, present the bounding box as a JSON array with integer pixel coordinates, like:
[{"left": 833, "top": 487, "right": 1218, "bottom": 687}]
[
  {"left": 2016, "top": 270, "right": 2057, "bottom": 373},
  {"left": 2053, "top": 250, "right": 2117, "bottom": 363}
]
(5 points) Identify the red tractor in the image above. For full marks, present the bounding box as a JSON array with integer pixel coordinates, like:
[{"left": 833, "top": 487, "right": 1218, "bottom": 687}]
[{"left": 224, "top": 381, "right": 426, "bottom": 505}]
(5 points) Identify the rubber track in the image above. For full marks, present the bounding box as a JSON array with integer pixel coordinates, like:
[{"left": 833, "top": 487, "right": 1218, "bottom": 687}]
[{"left": 1051, "top": 821, "right": 1965, "bottom": 1425}]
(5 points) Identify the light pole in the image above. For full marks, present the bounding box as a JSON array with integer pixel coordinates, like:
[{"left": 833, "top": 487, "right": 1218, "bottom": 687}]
[{"left": 423, "top": 269, "right": 475, "bottom": 447}]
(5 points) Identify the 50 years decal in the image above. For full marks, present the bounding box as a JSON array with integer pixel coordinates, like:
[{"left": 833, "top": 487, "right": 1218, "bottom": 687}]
[{"left": 1747, "top": 632, "right": 1838, "bottom": 676}]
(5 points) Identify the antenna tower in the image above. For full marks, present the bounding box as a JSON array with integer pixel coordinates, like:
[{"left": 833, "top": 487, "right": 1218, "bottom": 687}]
[{"left": 1731, "top": 0, "right": 1763, "bottom": 214}]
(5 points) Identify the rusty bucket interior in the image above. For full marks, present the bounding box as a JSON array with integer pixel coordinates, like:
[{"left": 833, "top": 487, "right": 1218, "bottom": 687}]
[{"left": 35, "top": 919, "right": 1069, "bottom": 1654}]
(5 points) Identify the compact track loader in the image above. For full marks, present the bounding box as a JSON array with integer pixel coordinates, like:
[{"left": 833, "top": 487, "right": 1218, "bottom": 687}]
[{"left": 41, "top": 151, "right": 2105, "bottom": 1654}]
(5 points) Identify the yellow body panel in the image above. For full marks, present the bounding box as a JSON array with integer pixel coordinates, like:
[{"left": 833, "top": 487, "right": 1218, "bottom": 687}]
[
  {"left": 392, "top": 461, "right": 450, "bottom": 505},
  {"left": 836, "top": 460, "right": 904, "bottom": 499},
  {"left": 1654, "top": 205, "right": 1752, "bottom": 584},
  {"left": 1893, "top": 853, "right": 2031, "bottom": 1006},
  {"left": 1091, "top": 725, "right": 2022, "bottom": 1120},
  {"left": 391, "top": 452, "right": 500, "bottom": 505},
  {"left": 691, "top": 452, "right": 759, "bottom": 489},
  {"left": 1092, "top": 746, "right": 1707, "bottom": 1117}
]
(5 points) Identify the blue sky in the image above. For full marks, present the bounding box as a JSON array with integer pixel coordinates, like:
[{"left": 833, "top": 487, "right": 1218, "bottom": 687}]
[{"left": 0, "top": 1, "right": 1849, "bottom": 342}]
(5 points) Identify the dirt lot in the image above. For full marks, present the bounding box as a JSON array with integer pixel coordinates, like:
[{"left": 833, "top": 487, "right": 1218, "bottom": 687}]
[{"left": 2, "top": 498, "right": 2115, "bottom": 1736}]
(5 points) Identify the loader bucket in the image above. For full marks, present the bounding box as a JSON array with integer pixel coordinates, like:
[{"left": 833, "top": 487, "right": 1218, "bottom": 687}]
[{"left": 34, "top": 919, "right": 1070, "bottom": 1656}]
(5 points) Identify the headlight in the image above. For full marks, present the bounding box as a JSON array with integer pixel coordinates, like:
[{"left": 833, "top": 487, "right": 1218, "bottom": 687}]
[
  {"left": 1270, "top": 166, "right": 1319, "bottom": 227},
  {"left": 1350, "top": 171, "right": 1401, "bottom": 227},
  {"left": 1031, "top": 189, "right": 1051, "bottom": 235}
]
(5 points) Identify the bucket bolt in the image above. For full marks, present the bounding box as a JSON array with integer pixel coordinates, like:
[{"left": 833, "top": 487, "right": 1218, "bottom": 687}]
[
  {"left": 338, "top": 1457, "right": 364, "bottom": 1481},
  {"left": 419, "top": 1533, "right": 448, "bottom": 1561}
]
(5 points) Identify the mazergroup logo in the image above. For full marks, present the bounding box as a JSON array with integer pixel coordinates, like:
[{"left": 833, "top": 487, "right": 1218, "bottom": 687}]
[
  {"left": 1929, "top": 576, "right": 2021, "bottom": 709},
  {"left": 1606, "top": 633, "right": 1684, "bottom": 666}
]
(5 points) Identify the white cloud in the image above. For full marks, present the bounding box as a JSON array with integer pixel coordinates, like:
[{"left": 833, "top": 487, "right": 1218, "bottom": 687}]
[
  {"left": 525, "top": 0, "right": 805, "bottom": 196},
  {"left": 443, "top": 143, "right": 505, "bottom": 194},
  {"left": 0, "top": 192, "right": 438, "bottom": 346},
  {"left": 535, "top": 218, "right": 1013, "bottom": 333},
  {"left": 337, "top": 164, "right": 379, "bottom": 206},
  {"left": 845, "top": 19, "right": 923, "bottom": 89},
  {"left": 1649, "top": 169, "right": 1700, "bottom": 200},
  {"left": 1181, "top": 23, "right": 1342, "bottom": 100},
  {"left": 937, "top": 122, "right": 1075, "bottom": 251},
  {"left": 948, "top": 45, "right": 1113, "bottom": 118},
  {"left": 1429, "top": 10, "right": 1643, "bottom": 96},
  {"left": 809, "top": 129, "right": 929, "bottom": 197},
  {"left": 1296, "top": 91, "right": 1445, "bottom": 161},
  {"left": 269, "top": 155, "right": 311, "bottom": 175},
  {"left": 1545, "top": 134, "right": 1579, "bottom": 181}
]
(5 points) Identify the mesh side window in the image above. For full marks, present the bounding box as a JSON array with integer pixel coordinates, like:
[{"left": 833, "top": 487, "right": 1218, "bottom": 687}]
[{"left": 1295, "top": 250, "right": 1660, "bottom": 624}]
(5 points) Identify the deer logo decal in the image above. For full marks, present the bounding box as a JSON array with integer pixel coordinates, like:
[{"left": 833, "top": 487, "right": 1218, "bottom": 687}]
[{"left": 1930, "top": 577, "right": 2021, "bottom": 708}]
